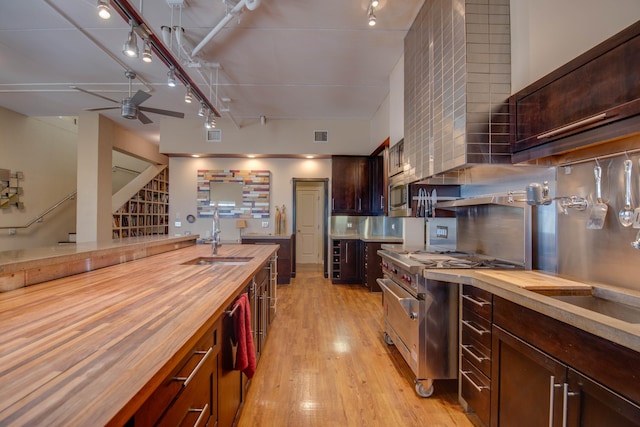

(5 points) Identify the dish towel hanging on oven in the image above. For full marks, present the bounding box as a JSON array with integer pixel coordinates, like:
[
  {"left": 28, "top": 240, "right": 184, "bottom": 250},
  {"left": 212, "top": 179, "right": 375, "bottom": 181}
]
[{"left": 232, "top": 293, "right": 257, "bottom": 378}]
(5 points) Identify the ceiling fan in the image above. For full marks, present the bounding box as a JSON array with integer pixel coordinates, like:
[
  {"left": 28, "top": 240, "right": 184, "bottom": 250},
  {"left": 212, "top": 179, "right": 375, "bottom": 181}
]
[{"left": 72, "top": 70, "right": 185, "bottom": 124}]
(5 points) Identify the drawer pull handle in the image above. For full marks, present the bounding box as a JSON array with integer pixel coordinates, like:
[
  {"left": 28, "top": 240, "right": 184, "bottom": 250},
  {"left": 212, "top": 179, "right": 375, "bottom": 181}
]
[
  {"left": 188, "top": 403, "right": 209, "bottom": 427},
  {"left": 462, "top": 344, "right": 489, "bottom": 363},
  {"left": 461, "top": 319, "right": 489, "bottom": 335},
  {"left": 460, "top": 370, "right": 489, "bottom": 393},
  {"left": 173, "top": 347, "right": 213, "bottom": 388},
  {"left": 462, "top": 294, "right": 490, "bottom": 307}
]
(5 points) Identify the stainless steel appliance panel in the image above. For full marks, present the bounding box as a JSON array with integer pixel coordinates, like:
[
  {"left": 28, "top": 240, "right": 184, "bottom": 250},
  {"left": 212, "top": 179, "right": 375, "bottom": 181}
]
[{"left": 424, "top": 279, "right": 459, "bottom": 380}]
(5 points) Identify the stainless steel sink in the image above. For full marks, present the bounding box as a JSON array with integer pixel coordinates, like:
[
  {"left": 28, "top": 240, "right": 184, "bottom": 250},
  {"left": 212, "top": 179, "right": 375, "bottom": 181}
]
[
  {"left": 181, "top": 256, "right": 253, "bottom": 266},
  {"left": 548, "top": 287, "right": 640, "bottom": 324}
]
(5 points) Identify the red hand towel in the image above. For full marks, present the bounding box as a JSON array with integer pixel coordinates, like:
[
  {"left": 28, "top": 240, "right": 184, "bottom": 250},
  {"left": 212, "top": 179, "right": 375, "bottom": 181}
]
[{"left": 233, "top": 293, "right": 257, "bottom": 378}]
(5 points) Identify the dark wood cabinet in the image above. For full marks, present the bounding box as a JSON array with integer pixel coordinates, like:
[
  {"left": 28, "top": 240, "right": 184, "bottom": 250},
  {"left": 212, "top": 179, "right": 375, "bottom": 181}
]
[
  {"left": 331, "top": 239, "right": 361, "bottom": 284},
  {"left": 331, "top": 156, "right": 369, "bottom": 215},
  {"left": 362, "top": 242, "right": 383, "bottom": 292},
  {"left": 369, "top": 155, "right": 386, "bottom": 216},
  {"left": 510, "top": 20, "right": 640, "bottom": 162},
  {"left": 460, "top": 285, "right": 493, "bottom": 426},
  {"left": 490, "top": 296, "right": 640, "bottom": 427},
  {"left": 242, "top": 235, "right": 294, "bottom": 284}
]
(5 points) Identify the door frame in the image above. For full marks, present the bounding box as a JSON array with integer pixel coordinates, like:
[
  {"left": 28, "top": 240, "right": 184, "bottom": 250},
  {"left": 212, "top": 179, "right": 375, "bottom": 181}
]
[{"left": 292, "top": 178, "right": 329, "bottom": 278}]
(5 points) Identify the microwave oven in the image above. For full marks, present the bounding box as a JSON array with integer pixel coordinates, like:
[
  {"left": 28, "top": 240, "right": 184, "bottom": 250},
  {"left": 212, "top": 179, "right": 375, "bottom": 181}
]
[{"left": 389, "top": 180, "right": 412, "bottom": 217}]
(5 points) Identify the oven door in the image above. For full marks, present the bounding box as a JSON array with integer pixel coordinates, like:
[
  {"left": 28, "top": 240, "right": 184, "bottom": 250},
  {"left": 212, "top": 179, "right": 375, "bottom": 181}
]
[{"left": 377, "top": 278, "right": 420, "bottom": 376}]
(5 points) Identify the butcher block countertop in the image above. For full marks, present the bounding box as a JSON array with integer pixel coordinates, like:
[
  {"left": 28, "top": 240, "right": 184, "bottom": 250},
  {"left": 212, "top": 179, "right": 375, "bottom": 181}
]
[
  {"left": 425, "top": 269, "right": 640, "bottom": 354},
  {"left": 0, "top": 243, "right": 277, "bottom": 427}
]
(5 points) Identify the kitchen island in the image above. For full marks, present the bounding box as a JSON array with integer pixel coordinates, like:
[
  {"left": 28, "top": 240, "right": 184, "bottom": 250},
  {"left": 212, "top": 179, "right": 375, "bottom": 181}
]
[{"left": 0, "top": 242, "right": 278, "bottom": 426}]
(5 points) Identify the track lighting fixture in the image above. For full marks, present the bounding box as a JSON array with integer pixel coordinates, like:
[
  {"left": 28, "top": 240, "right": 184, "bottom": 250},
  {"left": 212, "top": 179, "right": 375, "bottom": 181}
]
[
  {"left": 197, "top": 103, "right": 206, "bottom": 117},
  {"left": 142, "top": 39, "right": 152, "bottom": 63},
  {"left": 122, "top": 20, "right": 139, "bottom": 57},
  {"left": 204, "top": 112, "right": 216, "bottom": 129},
  {"left": 371, "top": 0, "right": 379, "bottom": 7},
  {"left": 368, "top": 8, "right": 377, "bottom": 26},
  {"left": 97, "top": 0, "right": 111, "bottom": 19},
  {"left": 184, "top": 86, "right": 193, "bottom": 103},
  {"left": 167, "top": 67, "right": 177, "bottom": 87}
]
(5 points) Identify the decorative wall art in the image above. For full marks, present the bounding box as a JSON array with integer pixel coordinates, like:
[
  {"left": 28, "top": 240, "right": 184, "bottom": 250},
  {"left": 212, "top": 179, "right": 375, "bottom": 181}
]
[
  {"left": 0, "top": 169, "right": 24, "bottom": 209},
  {"left": 197, "top": 169, "right": 270, "bottom": 218}
]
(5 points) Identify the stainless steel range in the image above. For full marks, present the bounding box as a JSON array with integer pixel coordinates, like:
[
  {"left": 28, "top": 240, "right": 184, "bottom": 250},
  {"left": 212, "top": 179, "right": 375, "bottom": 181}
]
[{"left": 377, "top": 249, "right": 523, "bottom": 397}]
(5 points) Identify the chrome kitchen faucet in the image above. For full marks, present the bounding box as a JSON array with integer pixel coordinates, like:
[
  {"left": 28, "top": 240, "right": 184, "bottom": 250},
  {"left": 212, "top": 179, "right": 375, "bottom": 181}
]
[{"left": 211, "top": 204, "right": 221, "bottom": 255}]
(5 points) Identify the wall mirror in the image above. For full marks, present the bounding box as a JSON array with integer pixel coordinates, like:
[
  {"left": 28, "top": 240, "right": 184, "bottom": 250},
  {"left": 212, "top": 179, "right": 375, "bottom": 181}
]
[{"left": 197, "top": 169, "right": 270, "bottom": 218}]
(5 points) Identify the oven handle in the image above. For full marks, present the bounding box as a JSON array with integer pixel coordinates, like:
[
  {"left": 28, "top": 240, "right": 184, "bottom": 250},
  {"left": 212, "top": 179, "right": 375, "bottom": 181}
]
[{"left": 377, "top": 278, "right": 418, "bottom": 320}]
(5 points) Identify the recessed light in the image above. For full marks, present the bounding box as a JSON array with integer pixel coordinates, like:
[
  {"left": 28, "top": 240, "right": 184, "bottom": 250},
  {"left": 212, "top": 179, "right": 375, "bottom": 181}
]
[
  {"left": 247, "top": 154, "right": 256, "bottom": 158},
  {"left": 192, "top": 154, "right": 200, "bottom": 158},
  {"left": 306, "top": 155, "right": 314, "bottom": 159}
]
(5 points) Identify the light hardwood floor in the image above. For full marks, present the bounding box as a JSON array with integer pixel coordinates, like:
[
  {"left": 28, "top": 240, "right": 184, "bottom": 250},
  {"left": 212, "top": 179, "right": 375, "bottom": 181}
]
[{"left": 236, "top": 264, "right": 476, "bottom": 427}]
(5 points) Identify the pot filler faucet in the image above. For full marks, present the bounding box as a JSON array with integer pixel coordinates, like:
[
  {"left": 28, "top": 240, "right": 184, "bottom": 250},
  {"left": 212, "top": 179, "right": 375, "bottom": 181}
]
[{"left": 211, "top": 204, "right": 221, "bottom": 255}]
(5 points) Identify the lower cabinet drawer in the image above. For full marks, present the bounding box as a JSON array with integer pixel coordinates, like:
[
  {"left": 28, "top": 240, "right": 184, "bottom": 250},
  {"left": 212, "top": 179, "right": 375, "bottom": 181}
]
[
  {"left": 461, "top": 335, "right": 491, "bottom": 378},
  {"left": 157, "top": 350, "right": 213, "bottom": 427},
  {"left": 461, "top": 357, "right": 491, "bottom": 427},
  {"left": 135, "top": 329, "right": 215, "bottom": 426}
]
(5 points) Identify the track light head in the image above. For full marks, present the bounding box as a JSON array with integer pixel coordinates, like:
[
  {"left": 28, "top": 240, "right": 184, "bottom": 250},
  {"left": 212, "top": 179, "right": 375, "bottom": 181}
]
[
  {"left": 97, "top": 0, "right": 111, "bottom": 19},
  {"left": 122, "top": 21, "right": 139, "bottom": 57},
  {"left": 368, "top": 10, "right": 376, "bottom": 26},
  {"left": 371, "top": 0, "right": 379, "bottom": 7},
  {"left": 185, "top": 86, "right": 193, "bottom": 103},
  {"left": 198, "top": 103, "right": 206, "bottom": 117},
  {"left": 167, "top": 67, "right": 176, "bottom": 87},
  {"left": 142, "top": 39, "right": 152, "bottom": 63}
]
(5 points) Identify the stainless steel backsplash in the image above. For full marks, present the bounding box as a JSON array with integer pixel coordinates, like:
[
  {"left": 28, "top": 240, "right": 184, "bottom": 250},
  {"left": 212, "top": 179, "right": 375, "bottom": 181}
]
[{"left": 557, "top": 154, "right": 640, "bottom": 292}]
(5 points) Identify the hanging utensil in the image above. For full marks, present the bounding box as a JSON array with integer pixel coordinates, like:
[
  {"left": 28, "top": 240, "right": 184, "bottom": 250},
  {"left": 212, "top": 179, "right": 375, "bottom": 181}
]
[
  {"left": 634, "top": 159, "right": 640, "bottom": 228},
  {"left": 618, "top": 159, "right": 634, "bottom": 227},
  {"left": 586, "top": 163, "right": 607, "bottom": 229},
  {"left": 431, "top": 188, "right": 437, "bottom": 218}
]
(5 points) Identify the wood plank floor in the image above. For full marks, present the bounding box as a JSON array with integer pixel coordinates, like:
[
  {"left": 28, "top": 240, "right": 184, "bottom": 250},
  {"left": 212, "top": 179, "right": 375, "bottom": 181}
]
[{"left": 236, "top": 264, "right": 476, "bottom": 427}]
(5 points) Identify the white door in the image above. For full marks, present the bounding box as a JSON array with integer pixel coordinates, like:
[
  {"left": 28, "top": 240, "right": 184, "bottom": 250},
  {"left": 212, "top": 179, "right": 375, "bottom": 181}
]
[{"left": 296, "top": 184, "right": 323, "bottom": 264}]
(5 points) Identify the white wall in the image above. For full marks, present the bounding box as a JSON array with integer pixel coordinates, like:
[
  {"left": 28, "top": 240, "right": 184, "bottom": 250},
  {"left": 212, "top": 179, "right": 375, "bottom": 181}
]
[
  {"left": 160, "top": 117, "right": 371, "bottom": 156},
  {"left": 370, "top": 94, "right": 390, "bottom": 150},
  {"left": 510, "top": 0, "right": 640, "bottom": 92},
  {"left": 168, "top": 157, "right": 331, "bottom": 242},
  {"left": 0, "top": 109, "right": 77, "bottom": 251}
]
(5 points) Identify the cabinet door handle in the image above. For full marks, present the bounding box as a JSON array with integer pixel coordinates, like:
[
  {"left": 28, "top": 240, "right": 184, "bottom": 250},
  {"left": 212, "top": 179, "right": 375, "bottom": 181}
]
[
  {"left": 461, "top": 319, "right": 489, "bottom": 335},
  {"left": 172, "top": 347, "right": 213, "bottom": 388},
  {"left": 462, "top": 294, "right": 491, "bottom": 307},
  {"left": 536, "top": 112, "right": 607, "bottom": 140},
  {"left": 358, "top": 197, "right": 362, "bottom": 211},
  {"left": 332, "top": 198, "right": 335, "bottom": 210},
  {"left": 188, "top": 403, "right": 209, "bottom": 427},
  {"left": 345, "top": 241, "right": 349, "bottom": 263},
  {"left": 562, "top": 383, "right": 579, "bottom": 427},
  {"left": 380, "top": 195, "right": 384, "bottom": 209},
  {"left": 548, "top": 376, "right": 563, "bottom": 427},
  {"left": 460, "top": 370, "right": 489, "bottom": 393}
]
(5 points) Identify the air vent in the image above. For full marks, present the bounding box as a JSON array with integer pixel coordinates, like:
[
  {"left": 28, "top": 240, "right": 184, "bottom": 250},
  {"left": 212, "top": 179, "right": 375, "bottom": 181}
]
[
  {"left": 206, "top": 129, "right": 222, "bottom": 142},
  {"left": 314, "top": 130, "right": 328, "bottom": 143}
]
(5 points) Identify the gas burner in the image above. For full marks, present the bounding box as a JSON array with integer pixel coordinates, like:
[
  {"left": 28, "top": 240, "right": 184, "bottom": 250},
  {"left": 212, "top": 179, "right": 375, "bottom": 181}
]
[{"left": 408, "top": 251, "right": 522, "bottom": 270}]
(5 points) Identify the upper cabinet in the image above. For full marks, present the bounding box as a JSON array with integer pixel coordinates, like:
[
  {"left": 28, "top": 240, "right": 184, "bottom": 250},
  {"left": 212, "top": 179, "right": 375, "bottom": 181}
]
[
  {"left": 403, "top": 0, "right": 512, "bottom": 182},
  {"left": 331, "top": 156, "right": 384, "bottom": 216},
  {"left": 332, "top": 156, "right": 369, "bottom": 215},
  {"left": 510, "top": 21, "right": 640, "bottom": 163}
]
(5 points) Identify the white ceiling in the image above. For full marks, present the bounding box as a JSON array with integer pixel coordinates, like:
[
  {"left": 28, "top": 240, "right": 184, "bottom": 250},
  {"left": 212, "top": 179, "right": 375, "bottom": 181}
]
[{"left": 0, "top": 0, "right": 423, "bottom": 143}]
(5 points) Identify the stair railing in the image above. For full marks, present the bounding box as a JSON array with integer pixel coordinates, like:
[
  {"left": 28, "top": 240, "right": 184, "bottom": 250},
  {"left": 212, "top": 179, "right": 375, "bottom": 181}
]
[{"left": 0, "top": 191, "right": 77, "bottom": 230}]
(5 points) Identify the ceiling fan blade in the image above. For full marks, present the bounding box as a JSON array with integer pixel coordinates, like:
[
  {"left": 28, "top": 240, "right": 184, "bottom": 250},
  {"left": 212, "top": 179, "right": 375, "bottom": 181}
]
[
  {"left": 71, "top": 86, "right": 120, "bottom": 104},
  {"left": 85, "top": 107, "right": 119, "bottom": 111},
  {"left": 130, "top": 90, "right": 151, "bottom": 106},
  {"left": 139, "top": 106, "right": 185, "bottom": 118},
  {"left": 137, "top": 111, "right": 153, "bottom": 124}
]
